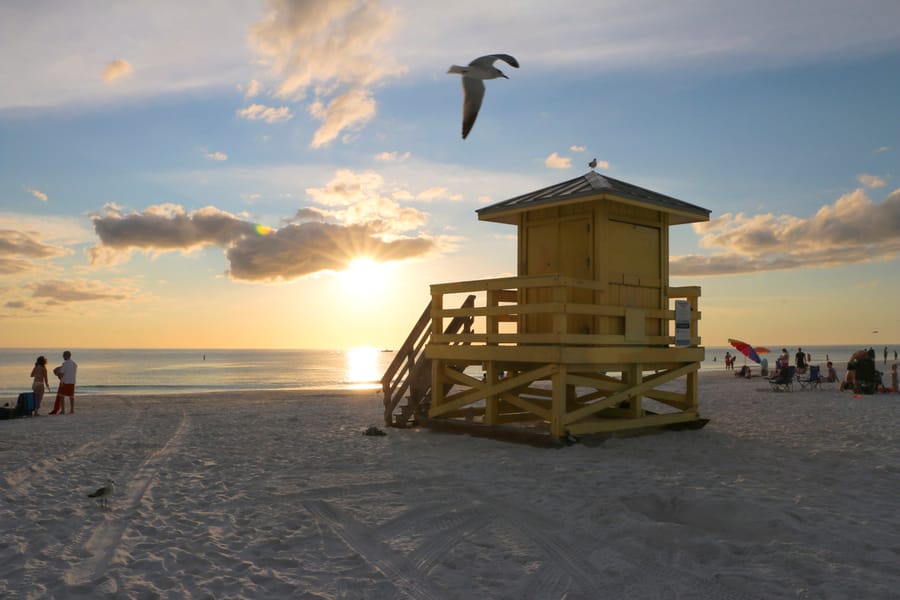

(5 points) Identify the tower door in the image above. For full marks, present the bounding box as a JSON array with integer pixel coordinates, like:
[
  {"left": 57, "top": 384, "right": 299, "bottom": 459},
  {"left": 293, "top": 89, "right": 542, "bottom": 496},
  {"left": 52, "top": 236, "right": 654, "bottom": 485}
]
[
  {"left": 606, "top": 220, "right": 662, "bottom": 336},
  {"left": 522, "top": 217, "right": 593, "bottom": 334}
]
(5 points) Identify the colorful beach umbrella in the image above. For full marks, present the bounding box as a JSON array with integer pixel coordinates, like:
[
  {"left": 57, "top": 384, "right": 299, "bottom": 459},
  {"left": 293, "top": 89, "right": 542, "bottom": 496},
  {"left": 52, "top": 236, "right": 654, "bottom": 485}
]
[{"left": 728, "top": 338, "right": 762, "bottom": 364}]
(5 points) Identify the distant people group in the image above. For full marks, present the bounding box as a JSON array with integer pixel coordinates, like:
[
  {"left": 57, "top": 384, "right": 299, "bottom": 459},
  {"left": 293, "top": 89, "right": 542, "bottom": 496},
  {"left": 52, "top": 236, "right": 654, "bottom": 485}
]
[
  {"left": 723, "top": 345, "right": 896, "bottom": 394},
  {"left": 28, "top": 351, "right": 77, "bottom": 415}
]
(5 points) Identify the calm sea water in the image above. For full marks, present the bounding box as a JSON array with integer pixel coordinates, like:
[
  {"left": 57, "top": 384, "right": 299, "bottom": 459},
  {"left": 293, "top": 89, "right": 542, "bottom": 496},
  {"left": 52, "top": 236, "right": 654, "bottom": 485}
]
[
  {"left": 1, "top": 344, "right": 896, "bottom": 398},
  {"left": 0, "top": 348, "right": 398, "bottom": 398}
]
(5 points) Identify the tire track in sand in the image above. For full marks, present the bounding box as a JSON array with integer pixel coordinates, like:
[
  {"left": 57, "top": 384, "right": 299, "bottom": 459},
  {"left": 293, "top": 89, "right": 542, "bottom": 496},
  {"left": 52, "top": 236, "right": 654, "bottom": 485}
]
[
  {"left": 60, "top": 409, "right": 191, "bottom": 588},
  {"left": 304, "top": 499, "right": 446, "bottom": 600},
  {"left": 2, "top": 398, "right": 141, "bottom": 490}
]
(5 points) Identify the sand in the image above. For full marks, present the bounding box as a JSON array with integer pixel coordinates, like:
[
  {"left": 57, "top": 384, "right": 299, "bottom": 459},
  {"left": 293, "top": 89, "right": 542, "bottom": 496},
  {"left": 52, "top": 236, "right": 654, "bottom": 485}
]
[{"left": 1, "top": 372, "right": 898, "bottom": 599}]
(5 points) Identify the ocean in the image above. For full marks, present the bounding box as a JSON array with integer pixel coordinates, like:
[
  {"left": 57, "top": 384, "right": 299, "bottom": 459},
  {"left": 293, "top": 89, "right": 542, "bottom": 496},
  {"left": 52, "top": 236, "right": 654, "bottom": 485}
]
[
  {"left": 0, "top": 348, "right": 398, "bottom": 398},
  {"left": 1, "top": 344, "right": 897, "bottom": 398}
]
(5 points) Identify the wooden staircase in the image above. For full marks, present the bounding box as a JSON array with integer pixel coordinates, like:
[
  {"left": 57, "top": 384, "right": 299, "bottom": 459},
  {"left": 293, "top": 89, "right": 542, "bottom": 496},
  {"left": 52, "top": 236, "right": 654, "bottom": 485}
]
[{"left": 382, "top": 295, "right": 476, "bottom": 427}]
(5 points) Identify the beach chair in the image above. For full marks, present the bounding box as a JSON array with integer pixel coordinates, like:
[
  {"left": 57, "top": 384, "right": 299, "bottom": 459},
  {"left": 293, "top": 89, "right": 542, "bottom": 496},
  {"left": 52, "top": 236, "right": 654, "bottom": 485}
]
[
  {"left": 797, "top": 365, "right": 821, "bottom": 391},
  {"left": 768, "top": 366, "right": 795, "bottom": 392}
]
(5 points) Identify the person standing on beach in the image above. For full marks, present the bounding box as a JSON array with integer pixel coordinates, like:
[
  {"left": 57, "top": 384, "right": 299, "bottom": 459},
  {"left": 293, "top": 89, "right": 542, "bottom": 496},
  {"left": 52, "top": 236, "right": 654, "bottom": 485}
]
[
  {"left": 49, "top": 351, "right": 77, "bottom": 415},
  {"left": 795, "top": 348, "right": 807, "bottom": 373},
  {"left": 30, "top": 356, "right": 49, "bottom": 415}
]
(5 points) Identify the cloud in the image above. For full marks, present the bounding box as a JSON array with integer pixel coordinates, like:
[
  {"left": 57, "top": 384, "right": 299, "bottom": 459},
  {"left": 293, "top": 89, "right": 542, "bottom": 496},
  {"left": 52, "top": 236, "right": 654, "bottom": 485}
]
[
  {"left": 29, "top": 279, "right": 133, "bottom": 303},
  {"left": 304, "top": 169, "right": 432, "bottom": 233},
  {"left": 672, "top": 186, "right": 900, "bottom": 276},
  {"left": 415, "top": 187, "right": 463, "bottom": 202},
  {"left": 857, "top": 173, "right": 886, "bottom": 188},
  {"left": 23, "top": 186, "right": 48, "bottom": 202},
  {"left": 101, "top": 59, "right": 133, "bottom": 83},
  {"left": 205, "top": 150, "right": 228, "bottom": 161},
  {"left": 544, "top": 152, "right": 572, "bottom": 169},
  {"left": 374, "top": 150, "right": 411, "bottom": 162},
  {"left": 0, "top": 229, "right": 69, "bottom": 274},
  {"left": 226, "top": 222, "right": 433, "bottom": 281},
  {"left": 87, "top": 168, "right": 443, "bottom": 282},
  {"left": 237, "top": 103, "right": 293, "bottom": 123},
  {"left": 308, "top": 88, "right": 376, "bottom": 148},
  {"left": 570, "top": 145, "right": 586, "bottom": 152},
  {"left": 248, "top": 0, "right": 405, "bottom": 146},
  {"left": 88, "top": 203, "right": 256, "bottom": 264},
  {"left": 244, "top": 79, "right": 261, "bottom": 98},
  {"left": 874, "top": 146, "right": 892, "bottom": 153}
]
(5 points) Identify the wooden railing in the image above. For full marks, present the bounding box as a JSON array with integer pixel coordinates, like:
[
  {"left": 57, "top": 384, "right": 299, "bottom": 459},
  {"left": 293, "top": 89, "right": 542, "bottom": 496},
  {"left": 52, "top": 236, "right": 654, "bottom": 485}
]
[
  {"left": 429, "top": 274, "right": 701, "bottom": 348},
  {"left": 382, "top": 295, "right": 476, "bottom": 426}
]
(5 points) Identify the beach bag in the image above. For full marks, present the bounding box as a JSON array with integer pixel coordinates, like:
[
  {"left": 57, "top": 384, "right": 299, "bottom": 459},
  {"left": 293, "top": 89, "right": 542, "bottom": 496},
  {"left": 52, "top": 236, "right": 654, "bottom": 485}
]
[{"left": 16, "top": 392, "right": 35, "bottom": 416}]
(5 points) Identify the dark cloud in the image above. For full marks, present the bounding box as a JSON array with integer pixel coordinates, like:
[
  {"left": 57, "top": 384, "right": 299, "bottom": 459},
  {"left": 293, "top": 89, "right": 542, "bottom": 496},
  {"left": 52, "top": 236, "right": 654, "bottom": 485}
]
[
  {"left": 88, "top": 202, "right": 436, "bottom": 282},
  {"left": 90, "top": 204, "right": 254, "bottom": 256},
  {"left": 673, "top": 187, "right": 900, "bottom": 276},
  {"left": 227, "top": 221, "right": 433, "bottom": 282}
]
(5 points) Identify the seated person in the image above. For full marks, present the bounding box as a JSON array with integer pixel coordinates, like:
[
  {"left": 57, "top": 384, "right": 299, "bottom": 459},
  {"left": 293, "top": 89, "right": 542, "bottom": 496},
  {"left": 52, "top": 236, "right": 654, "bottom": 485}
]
[
  {"left": 735, "top": 364, "right": 751, "bottom": 378},
  {"left": 822, "top": 361, "right": 839, "bottom": 383}
]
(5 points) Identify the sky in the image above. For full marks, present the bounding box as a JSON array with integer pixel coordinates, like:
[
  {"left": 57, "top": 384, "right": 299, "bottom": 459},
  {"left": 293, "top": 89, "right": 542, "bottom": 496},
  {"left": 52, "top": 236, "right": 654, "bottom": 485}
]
[{"left": 2, "top": 0, "right": 900, "bottom": 351}]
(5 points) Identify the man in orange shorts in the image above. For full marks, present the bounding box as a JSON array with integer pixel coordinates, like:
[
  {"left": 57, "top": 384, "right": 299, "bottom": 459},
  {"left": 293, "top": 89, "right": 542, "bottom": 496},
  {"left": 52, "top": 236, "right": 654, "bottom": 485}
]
[{"left": 49, "top": 350, "right": 78, "bottom": 415}]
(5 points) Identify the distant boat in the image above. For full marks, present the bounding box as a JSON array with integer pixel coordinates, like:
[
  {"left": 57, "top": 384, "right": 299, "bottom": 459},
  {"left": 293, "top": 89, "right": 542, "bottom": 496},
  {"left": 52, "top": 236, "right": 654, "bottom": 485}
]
[{"left": 380, "top": 349, "right": 393, "bottom": 353}]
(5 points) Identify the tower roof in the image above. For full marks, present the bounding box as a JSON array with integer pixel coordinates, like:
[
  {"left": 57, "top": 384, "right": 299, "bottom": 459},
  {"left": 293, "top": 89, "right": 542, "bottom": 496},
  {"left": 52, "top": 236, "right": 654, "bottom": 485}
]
[{"left": 477, "top": 171, "right": 711, "bottom": 225}]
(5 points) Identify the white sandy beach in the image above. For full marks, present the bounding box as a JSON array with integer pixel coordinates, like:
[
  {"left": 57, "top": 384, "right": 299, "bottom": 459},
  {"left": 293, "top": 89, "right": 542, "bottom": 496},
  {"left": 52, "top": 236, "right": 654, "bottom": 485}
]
[{"left": 1, "top": 371, "right": 898, "bottom": 599}]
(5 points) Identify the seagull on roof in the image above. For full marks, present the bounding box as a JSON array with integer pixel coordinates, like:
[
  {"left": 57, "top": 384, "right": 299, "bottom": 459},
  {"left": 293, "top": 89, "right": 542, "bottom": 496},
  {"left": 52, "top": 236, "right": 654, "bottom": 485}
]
[
  {"left": 588, "top": 158, "right": 598, "bottom": 169},
  {"left": 87, "top": 478, "right": 115, "bottom": 508},
  {"left": 448, "top": 53, "right": 519, "bottom": 139}
]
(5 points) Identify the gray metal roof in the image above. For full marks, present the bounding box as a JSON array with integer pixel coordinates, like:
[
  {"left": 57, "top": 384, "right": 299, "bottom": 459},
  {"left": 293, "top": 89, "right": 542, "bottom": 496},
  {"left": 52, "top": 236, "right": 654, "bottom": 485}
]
[{"left": 477, "top": 171, "right": 711, "bottom": 225}]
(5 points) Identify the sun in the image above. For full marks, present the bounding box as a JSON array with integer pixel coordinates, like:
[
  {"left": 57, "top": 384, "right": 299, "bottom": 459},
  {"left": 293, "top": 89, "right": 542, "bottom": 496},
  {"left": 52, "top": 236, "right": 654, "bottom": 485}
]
[{"left": 339, "top": 257, "right": 392, "bottom": 292}]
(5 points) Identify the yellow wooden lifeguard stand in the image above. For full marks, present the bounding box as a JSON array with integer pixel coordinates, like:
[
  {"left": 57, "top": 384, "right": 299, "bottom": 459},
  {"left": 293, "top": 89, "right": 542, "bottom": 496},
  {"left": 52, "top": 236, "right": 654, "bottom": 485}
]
[{"left": 382, "top": 171, "right": 711, "bottom": 444}]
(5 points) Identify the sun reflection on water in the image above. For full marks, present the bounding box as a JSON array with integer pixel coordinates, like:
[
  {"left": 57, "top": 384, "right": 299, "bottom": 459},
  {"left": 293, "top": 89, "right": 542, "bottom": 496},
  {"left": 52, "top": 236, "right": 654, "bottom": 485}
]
[{"left": 345, "top": 346, "right": 380, "bottom": 390}]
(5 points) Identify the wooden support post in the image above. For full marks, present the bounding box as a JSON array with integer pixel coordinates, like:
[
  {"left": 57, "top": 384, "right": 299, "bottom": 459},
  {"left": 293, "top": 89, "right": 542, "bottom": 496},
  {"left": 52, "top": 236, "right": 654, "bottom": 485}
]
[
  {"left": 551, "top": 365, "right": 567, "bottom": 437},
  {"left": 628, "top": 364, "right": 643, "bottom": 418},
  {"left": 484, "top": 361, "right": 499, "bottom": 425}
]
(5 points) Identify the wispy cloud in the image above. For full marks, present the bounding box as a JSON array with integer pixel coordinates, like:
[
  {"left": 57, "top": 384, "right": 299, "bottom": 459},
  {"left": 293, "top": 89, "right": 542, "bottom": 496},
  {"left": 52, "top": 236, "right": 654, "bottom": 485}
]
[
  {"left": 0, "top": 229, "right": 69, "bottom": 275},
  {"left": 570, "top": 145, "right": 586, "bottom": 152},
  {"left": 237, "top": 103, "right": 293, "bottom": 124},
  {"left": 857, "top": 173, "right": 886, "bottom": 188},
  {"left": 247, "top": 0, "right": 405, "bottom": 147},
  {"left": 101, "top": 59, "right": 133, "bottom": 83},
  {"left": 672, "top": 186, "right": 900, "bottom": 276},
  {"left": 874, "top": 146, "right": 892, "bottom": 153},
  {"left": 243, "top": 79, "right": 261, "bottom": 99},
  {"left": 374, "top": 150, "right": 411, "bottom": 162},
  {"left": 205, "top": 150, "right": 228, "bottom": 161},
  {"left": 29, "top": 278, "right": 133, "bottom": 303},
  {"left": 23, "top": 186, "right": 48, "bottom": 202},
  {"left": 544, "top": 152, "right": 572, "bottom": 169}
]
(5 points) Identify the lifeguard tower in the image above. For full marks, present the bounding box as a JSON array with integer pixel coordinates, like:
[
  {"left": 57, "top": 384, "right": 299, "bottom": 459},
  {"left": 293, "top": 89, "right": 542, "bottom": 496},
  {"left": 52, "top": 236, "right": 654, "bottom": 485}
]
[{"left": 382, "top": 171, "right": 711, "bottom": 444}]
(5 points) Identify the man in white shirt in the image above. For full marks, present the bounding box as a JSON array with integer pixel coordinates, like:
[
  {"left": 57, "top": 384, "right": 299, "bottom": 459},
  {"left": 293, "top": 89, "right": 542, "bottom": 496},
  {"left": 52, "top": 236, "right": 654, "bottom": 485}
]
[{"left": 49, "top": 350, "right": 78, "bottom": 415}]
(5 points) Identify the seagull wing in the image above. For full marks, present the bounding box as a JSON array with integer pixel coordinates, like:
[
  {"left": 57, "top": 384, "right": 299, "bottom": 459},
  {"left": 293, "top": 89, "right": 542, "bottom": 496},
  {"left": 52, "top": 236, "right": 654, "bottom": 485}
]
[
  {"left": 470, "top": 54, "right": 519, "bottom": 69},
  {"left": 88, "top": 485, "right": 107, "bottom": 498},
  {"left": 461, "top": 77, "right": 485, "bottom": 139}
]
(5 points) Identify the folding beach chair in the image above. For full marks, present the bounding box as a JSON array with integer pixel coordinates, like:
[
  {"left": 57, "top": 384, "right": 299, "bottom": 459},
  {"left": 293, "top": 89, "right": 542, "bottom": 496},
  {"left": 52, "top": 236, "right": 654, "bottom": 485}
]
[
  {"left": 797, "top": 365, "right": 821, "bottom": 391},
  {"left": 768, "top": 366, "right": 795, "bottom": 392}
]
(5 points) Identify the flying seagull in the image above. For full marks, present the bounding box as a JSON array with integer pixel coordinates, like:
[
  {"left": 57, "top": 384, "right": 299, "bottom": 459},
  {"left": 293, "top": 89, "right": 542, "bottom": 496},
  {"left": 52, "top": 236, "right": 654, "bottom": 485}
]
[
  {"left": 87, "top": 478, "right": 115, "bottom": 508},
  {"left": 448, "top": 53, "right": 519, "bottom": 139}
]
